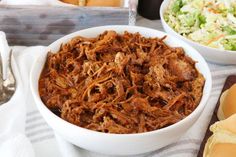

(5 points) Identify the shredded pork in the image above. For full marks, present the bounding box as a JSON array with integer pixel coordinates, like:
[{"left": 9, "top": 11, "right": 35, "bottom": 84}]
[{"left": 39, "top": 31, "right": 205, "bottom": 134}]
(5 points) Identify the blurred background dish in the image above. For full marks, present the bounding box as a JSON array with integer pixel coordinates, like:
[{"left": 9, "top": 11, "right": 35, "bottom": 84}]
[
  {"left": 60, "top": 0, "right": 124, "bottom": 7},
  {"left": 0, "top": 0, "right": 135, "bottom": 46},
  {"left": 160, "top": 0, "right": 236, "bottom": 64}
]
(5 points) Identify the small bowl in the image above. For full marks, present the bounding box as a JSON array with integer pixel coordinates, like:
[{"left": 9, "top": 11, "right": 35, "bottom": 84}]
[
  {"left": 160, "top": 0, "right": 236, "bottom": 65},
  {"left": 30, "top": 25, "right": 212, "bottom": 156}
]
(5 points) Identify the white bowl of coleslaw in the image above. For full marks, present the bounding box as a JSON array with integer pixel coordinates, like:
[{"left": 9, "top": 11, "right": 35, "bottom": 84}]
[{"left": 160, "top": 0, "right": 236, "bottom": 64}]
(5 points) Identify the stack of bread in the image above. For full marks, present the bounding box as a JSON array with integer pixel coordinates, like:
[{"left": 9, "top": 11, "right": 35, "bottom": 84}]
[{"left": 204, "top": 84, "right": 236, "bottom": 157}]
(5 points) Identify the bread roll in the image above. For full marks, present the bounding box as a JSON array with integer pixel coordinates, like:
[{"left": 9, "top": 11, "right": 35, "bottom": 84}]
[
  {"left": 217, "top": 84, "right": 236, "bottom": 120},
  {"left": 203, "top": 114, "right": 236, "bottom": 157}
]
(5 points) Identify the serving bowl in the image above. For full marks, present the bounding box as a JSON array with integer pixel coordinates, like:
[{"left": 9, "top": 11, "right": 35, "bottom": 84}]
[
  {"left": 160, "top": 0, "right": 236, "bottom": 65},
  {"left": 30, "top": 25, "right": 212, "bottom": 156}
]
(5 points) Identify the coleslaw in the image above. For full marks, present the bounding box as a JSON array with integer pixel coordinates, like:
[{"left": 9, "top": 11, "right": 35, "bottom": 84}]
[{"left": 164, "top": 0, "right": 236, "bottom": 51}]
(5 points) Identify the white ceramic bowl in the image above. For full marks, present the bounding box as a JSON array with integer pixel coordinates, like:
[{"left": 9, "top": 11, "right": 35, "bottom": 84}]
[
  {"left": 30, "top": 25, "right": 212, "bottom": 156},
  {"left": 160, "top": 0, "right": 236, "bottom": 65}
]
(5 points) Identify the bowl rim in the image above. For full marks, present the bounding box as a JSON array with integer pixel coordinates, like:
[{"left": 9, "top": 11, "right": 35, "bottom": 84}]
[
  {"left": 30, "top": 25, "right": 212, "bottom": 137},
  {"left": 159, "top": 0, "right": 236, "bottom": 55}
]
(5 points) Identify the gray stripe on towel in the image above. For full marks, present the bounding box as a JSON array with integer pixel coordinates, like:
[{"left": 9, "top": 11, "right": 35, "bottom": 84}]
[
  {"left": 26, "top": 127, "right": 52, "bottom": 137},
  {"left": 25, "top": 121, "right": 48, "bottom": 131},
  {"left": 147, "top": 139, "right": 201, "bottom": 157},
  {"left": 26, "top": 115, "right": 44, "bottom": 124},
  {"left": 158, "top": 148, "right": 198, "bottom": 157},
  {"left": 212, "top": 68, "right": 236, "bottom": 77},
  {"left": 26, "top": 110, "right": 40, "bottom": 117},
  {"left": 31, "top": 134, "right": 55, "bottom": 143}
]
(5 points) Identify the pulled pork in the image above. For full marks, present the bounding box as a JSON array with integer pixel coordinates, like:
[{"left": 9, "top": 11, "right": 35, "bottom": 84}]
[{"left": 39, "top": 31, "right": 205, "bottom": 134}]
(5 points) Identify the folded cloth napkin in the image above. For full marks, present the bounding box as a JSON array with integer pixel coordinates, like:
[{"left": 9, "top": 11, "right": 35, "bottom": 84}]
[
  {"left": 0, "top": 48, "right": 34, "bottom": 157},
  {"left": 0, "top": 46, "right": 62, "bottom": 157},
  {"left": 1, "top": 45, "right": 236, "bottom": 157},
  {"left": 14, "top": 46, "right": 63, "bottom": 157}
]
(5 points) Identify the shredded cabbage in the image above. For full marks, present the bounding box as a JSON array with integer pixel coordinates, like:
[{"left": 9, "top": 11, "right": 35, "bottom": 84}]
[{"left": 164, "top": 0, "right": 236, "bottom": 51}]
